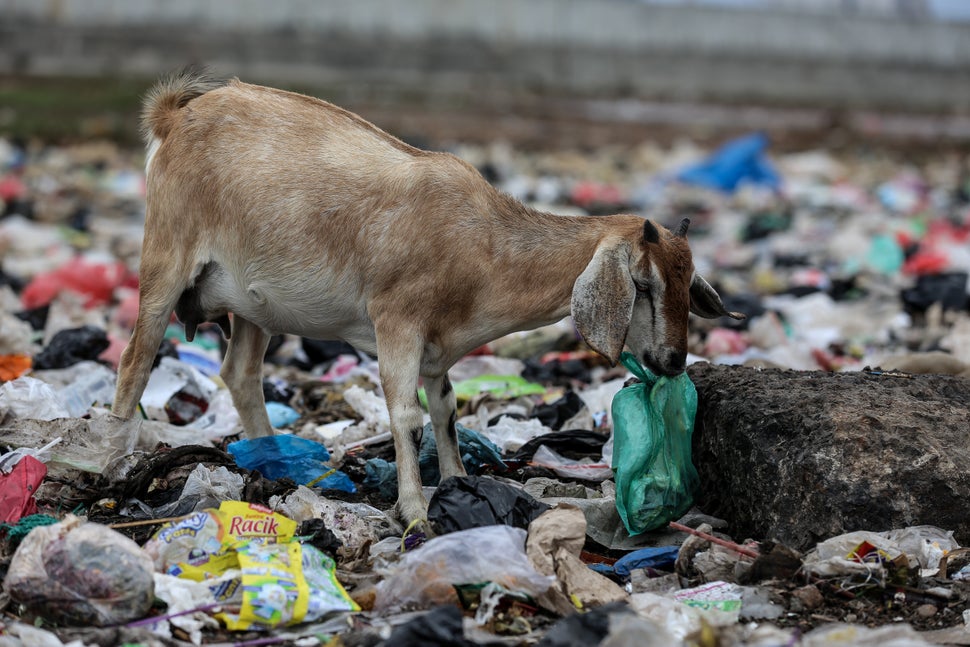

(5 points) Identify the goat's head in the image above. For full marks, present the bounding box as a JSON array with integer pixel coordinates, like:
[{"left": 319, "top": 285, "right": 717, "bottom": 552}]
[{"left": 571, "top": 217, "right": 744, "bottom": 376}]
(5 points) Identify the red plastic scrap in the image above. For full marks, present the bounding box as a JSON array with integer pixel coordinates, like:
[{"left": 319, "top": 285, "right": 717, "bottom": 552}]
[
  {"left": 847, "top": 540, "right": 893, "bottom": 565},
  {"left": 0, "top": 174, "right": 27, "bottom": 202},
  {"left": 0, "top": 455, "right": 47, "bottom": 524},
  {"left": 21, "top": 257, "right": 129, "bottom": 309},
  {"left": 902, "top": 251, "right": 949, "bottom": 276}
]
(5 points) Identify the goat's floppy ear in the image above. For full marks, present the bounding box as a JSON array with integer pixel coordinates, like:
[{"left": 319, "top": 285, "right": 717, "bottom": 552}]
[
  {"left": 690, "top": 273, "right": 746, "bottom": 320},
  {"left": 571, "top": 244, "right": 635, "bottom": 365}
]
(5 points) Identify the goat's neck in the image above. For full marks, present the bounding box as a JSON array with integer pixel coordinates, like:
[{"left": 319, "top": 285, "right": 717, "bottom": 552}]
[{"left": 485, "top": 191, "right": 638, "bottom": 326}]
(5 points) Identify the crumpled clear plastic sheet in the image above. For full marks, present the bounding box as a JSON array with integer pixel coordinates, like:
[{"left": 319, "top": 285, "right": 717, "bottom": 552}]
[
  {"left": 374, "top": 525, "right": 554, "bottom": 612},
  {"left": 270, "top": 485, "right": 402, "bottom": 551},
  {"left": 0, "top": 376, "right": 71, "bottom": 421}
]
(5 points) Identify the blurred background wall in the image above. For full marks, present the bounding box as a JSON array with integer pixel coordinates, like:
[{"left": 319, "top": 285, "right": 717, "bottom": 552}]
[{"left": 2, "top": 0, "right": 970, "bottom": 147}]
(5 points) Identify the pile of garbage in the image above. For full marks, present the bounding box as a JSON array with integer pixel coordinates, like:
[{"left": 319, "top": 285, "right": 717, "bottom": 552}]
[{"left": 0, "top": 133, "right": 969, "bottom": 646}]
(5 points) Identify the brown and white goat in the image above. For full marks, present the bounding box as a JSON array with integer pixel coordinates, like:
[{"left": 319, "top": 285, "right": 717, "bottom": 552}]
[{"left": 114, "top": 71, "right": 742, "bottom": 528}]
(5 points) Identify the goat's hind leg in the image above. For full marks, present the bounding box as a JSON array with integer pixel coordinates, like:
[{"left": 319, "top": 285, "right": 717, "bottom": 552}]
[
  {"left": 114, "top": 258, "right": 190, "bottom": 419},
  {"left": 423, "top": 374, "right": 466, "bottom": 482},
  {"left": 220, "top": 316, "right": 274, "bottom": 438}
]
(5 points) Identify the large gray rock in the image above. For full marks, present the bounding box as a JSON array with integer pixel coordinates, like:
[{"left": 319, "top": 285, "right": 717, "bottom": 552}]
[{"left": 687, "top": 363, "right": 970, "bottom": 551}]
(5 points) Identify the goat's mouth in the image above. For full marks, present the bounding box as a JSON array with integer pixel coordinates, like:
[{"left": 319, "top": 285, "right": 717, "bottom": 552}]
[{"left": 641, "top": 354, "right": 684, "bottom": 378}]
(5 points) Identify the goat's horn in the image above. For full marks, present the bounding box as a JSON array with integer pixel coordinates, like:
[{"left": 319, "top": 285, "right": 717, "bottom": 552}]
[{"left": 676, "top": 218, "right": 690, "bottom": 237}]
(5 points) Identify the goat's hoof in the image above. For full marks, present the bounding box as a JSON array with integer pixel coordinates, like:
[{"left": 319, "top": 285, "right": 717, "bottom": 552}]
[
  {"left": 394, "top": 503, "right": 434, "bottom": 540},
  {"left": 402, "top": 517, "right": 434, "bottom": 545}
]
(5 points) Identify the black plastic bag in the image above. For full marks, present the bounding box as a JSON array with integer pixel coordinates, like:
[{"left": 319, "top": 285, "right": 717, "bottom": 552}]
[
  {"left": 530, "top": 391, "right": 586, "bottom": 430},
  {"left": 511, "top": 429, "right": 608, "bottom": 462},
  {"left": 536, "top": 602, "right": 633, "bottom": 647},
  {"left": 901, "top": 272, "right": 969, "bottom": 314},
  {"left": 33, "top": 325, "right": 110, "bottom": 370},
  {"left": 381, "top": 605, "right": 480, "bottom": 647},
  {"left": 428, "top": 475, "right": 550, "bottom": 535}
]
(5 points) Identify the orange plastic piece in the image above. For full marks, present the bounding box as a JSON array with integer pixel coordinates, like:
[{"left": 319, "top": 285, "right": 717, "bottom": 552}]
[{"left": 0, "top": 354, "right": 32, "bottom": 382}]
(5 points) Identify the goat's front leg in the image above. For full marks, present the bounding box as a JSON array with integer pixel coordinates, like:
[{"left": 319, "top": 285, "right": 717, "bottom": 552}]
[
  {"left": 423, "top": 374, "right": 466, "bottom": 481},
  {"left": 375, "top": 331, "right": 428, "bottom": 529},
  {"left": 221, "top": 315, "right": 274, "bottom": 438}
]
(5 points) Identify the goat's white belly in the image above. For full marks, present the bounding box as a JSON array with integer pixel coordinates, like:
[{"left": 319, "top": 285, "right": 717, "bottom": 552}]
[{"left": 206, "top": 265, "right": 378, "bottom": 353}]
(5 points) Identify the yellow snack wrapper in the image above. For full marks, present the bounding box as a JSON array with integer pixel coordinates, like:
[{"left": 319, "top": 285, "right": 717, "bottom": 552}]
[
  {"left": 215, "top": 540, "right": 359, "bottom": 630},
  {"left": 145, "top": 501, "right": 297, "bottom": 580}
]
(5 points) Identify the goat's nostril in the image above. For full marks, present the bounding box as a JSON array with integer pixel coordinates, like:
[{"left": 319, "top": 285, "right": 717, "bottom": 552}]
[{"left": 670, "top": 351, "right": 687, "bottom": 369}]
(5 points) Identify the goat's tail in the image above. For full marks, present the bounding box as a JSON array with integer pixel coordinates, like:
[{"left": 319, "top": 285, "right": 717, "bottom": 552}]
[{"left": 142, "top": 66, "right": 228, "bottom": 142}]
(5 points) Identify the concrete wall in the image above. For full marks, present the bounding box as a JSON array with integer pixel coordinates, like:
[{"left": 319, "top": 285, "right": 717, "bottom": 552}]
[{"left": 3, "top": 0, "right": 970, "bottom": 112}]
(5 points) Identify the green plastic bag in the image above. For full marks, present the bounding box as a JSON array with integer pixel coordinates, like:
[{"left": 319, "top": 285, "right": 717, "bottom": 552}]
[{"left": 611, "top": 352, "right": 700, "bottom": 535}]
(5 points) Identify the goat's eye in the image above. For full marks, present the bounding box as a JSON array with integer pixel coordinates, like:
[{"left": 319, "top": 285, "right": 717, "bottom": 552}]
[{"left": 634, "top": 282, "right": 651, "bottom": 297}]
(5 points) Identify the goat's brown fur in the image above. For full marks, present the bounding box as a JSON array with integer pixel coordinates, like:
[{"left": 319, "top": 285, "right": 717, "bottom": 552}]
[{"left": 115, "top": 71, "right": 741, "bottom": 528}]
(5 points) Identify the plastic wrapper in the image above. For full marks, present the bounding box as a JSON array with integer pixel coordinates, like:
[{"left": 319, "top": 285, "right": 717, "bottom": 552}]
[
  {"left": 0, "top": 354, "right": 32, "bottom": 382},
  {"left": 146, "top": 501, "right": 356, "bottom": 631},
  {"left": 677, "top": 132, "right": 780, "bottom": 193},
  {"left": 185, "top": 389, "right": 243, "bottom": 440},
  {"left": 214, "top": 541, "right": 358, "bottom": 630},
  {"left": 589, "top": 545, "right": 680, "bottom": 579},
  {"left": 804, "top": 527, "right": 959, "bottom": 578},
  {"left": 529, "top": 391, "right": 587, "bottom": 430},
  {"left": 611, "top": 352, "right": 699, "bottom": 535},
  {"left": 341, "top": 384, "right": 390, "bottom": 434},
  {"left": 144, "top": 500, "right": 297, "bottom": 580},
  {"left": 375, "top": 525, "right": 553, "bottom": 612},
  {"left": 801, "top": 623, "right": 934, "bottom": 647},
  {"left": 511, "top": 429, "right": 608, "bottom": 461},
  {"left": 536, "top": 602, "right": 669, "bottom": 647},
  {"left": 152, "top": 574, "right": 222, "bottom": 644},
  {"left": 629, "top": 583, "right": 741, "bottom": 642},
  {"left": 2, "top": 515, "right": 155, "bottom": 626}
]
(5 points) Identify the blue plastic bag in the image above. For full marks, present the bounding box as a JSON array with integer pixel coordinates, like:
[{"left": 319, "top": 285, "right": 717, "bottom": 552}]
[
  {"left": 677, "top": 132, "right": 780, "bottom": 193},
  {"left": 227, "top": 434, "right": 356, "bottom": 493},
  {"left": 611, "top": 352, "right": 699, "bottom": 535}
]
